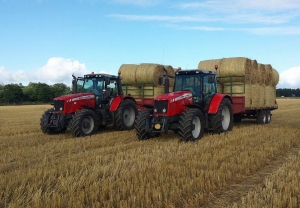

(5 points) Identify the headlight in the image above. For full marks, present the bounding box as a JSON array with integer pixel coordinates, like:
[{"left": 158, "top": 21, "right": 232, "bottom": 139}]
[
  {"left": 162, "top": 108, "right": 166, "bottom": 113},
  {"left": 154, "top": 108, "right": 157, "bottom": 113}
]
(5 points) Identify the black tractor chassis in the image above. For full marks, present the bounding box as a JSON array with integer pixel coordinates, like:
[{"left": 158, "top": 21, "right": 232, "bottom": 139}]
[{"left": 146, "top": 115, "right": 180, "bottom": 134}]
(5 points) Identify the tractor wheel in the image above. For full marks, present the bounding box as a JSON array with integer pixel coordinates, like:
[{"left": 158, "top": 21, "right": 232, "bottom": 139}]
[
  {"left": 69, "top": 109, "right": 99, "bottom": 137},
  {"left": 115, "top": 99, "right": 138, "bottom": 131},
  {"left": 135, "top": 110, "right": 151, "bottom": 140},
  {"left": 257, "top": 110, "right": 267, "bottom": 124},
  {"left": 266, "top": 110, "right": 271, "bottom": 123},
  {"left": 178, "top": 108, "right": 204, "bottom": 142},
  {"left": 209, "top": 98, "right": 233, "bottom": 133},
  {"left": 40, "top": 109, "right": 66, "bottom": 134}
]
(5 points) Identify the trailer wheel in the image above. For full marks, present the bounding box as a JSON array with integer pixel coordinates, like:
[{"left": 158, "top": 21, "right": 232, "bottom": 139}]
[
  {"left": 135, "top": 110, "right": 151, "bottom": 140},
  {"left": 178, "top": 108, "right": 204, "bottom": 142},
  {"left": 209, "top": 98, "right": 233, "bottom": 133},
  {"left": 266, "top": 110, "right": 271, "bottom": 123},
  {"left": 69, "top": 109, "right": 99, "bottom": 137},
  {"left": 40, "top": 109, "right": 67, "bottom": 134},
  {"left": 256, "top": 110, "right": 266, "bottom": 124},
  {"left": 115, "top": 99, "right": 138, "bottom": 131}
]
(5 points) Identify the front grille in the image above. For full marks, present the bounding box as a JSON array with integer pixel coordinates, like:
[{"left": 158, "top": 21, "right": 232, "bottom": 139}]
[
  {"left": 154, "top": 100, "right": 168, "bottom": 114},
  {"left": 53, "top": 100, "right": 64, "bottom": 111}
]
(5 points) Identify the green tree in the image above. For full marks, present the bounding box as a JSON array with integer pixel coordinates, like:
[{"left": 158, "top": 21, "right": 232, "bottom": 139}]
[
  {"left": 2, "top": 84, "right": 24, "bottom": 103},
  {"left": 51, "top": 83, "right": 72, "bottom": 98}
]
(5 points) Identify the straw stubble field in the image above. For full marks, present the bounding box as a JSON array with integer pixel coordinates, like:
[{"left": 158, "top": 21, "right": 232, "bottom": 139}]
[{"left": 0, "top": 99, "right": 299, "bottom": 208}]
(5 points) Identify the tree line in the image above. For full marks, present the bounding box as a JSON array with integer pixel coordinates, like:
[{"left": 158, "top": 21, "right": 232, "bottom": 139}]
[
  {"left": 0, "top": 83, "right": 299, "bottom": 105},
  {"left": 0, "top": 83, "right": 72, "bottom": 105}
]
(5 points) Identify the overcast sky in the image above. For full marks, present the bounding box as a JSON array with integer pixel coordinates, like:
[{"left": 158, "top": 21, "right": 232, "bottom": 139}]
[{"left": 0, "top": 0, "right": 299, "bottom": 88}]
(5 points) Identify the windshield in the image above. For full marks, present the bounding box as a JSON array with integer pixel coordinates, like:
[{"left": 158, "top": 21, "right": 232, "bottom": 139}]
[
  {"left": 77, "top": 77, "right": 104, "bottom": 95},
  {"left": 174, "top": 74, "right": 201, "bottom": 97}
]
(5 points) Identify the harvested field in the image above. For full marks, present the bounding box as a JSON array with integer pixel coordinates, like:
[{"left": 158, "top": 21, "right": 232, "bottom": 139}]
[{"left": 0, "top": 99, "right": 299, "bottom": 207}]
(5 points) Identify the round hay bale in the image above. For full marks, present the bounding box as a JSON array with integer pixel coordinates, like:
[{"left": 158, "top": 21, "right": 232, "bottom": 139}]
[
  {"left": 198, "top": 59, "right": 222, "bottom": 74},
  {"left": 272, "top": 68, "right": 279, "bottom": 86},
  {"left": 257, "top": 64, "right": 265, "bottom": 85},
  {"left": 258, "top": 84, "right": 266, "bottom": 107},
  {"left": 217, "top": 83, "right": 223, "bottom": 93},
  {"left": 264, "top": 64, "right": 273, "bottom": 86},
  {"left": 265, "top": 85, "right": 276, "bottom": 107},
  {"left": 119, "top": 64, "right": 138, "bottom": 83},
  {"left": 251, "top": 59, "right": 259, "bottom": 84},
  {"left": 251, "top": 84, "right": 261, "bottom": 108},
  {"left": 136, "top": 64, "right": 165, "bottom": 86},
  {"left": 218, "top": 57, "right": 252, "bottom": 83},
  {"left": 163, "top": 65, "right": 175, "bottom": 87},
  {"left": 223, "top": 83, "right": 252, "bottom": 108},
  {"left": 122, "top": 85, "right": 141, "bottom": 97}
]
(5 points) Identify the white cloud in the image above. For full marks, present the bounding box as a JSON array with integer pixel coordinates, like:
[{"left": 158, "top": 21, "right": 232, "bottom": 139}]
[
  {"left": 0, "top": 58, "right": 90, "bottom": 86},
  {"left": 278, "top": 66, "right": 300, "bottom": 89}
]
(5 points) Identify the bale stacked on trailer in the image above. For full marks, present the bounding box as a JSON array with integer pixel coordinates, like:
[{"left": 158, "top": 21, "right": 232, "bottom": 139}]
[
  {"left": 120, "top": 63, "right": 175, "bottom": 98},
  {"left": 199, "top": 57, "right": 279, "bottom": 108}
]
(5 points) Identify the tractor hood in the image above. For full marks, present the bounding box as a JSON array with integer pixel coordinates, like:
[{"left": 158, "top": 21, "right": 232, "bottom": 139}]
[
  {"left": 155, "top": 90, "right": 193, "bottom": 102},
  {"left": 54, "top": 93, "right": 95, "bottom": 102}
]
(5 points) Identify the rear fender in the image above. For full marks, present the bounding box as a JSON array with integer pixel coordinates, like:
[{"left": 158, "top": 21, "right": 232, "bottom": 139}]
[
  {"left": 109, "top": 96, "right": 136, "bottom": 111},
  {"left": 208, "top": 94, "right": 232, "bottom": 114}
]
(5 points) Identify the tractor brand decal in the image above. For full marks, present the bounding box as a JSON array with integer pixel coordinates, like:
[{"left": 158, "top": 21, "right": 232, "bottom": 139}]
[
  {"left": 170, "top": 93, "right": 192, "bottom": 103},
  {"left": 71, "top": 95, "right": 95, "bottom": 102}
]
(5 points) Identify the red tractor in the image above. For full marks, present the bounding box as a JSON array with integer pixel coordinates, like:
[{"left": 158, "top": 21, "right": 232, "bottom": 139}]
[
  {"left": 40, "top": 72, "right": 138, "bottom": 137},
  {"left": 135, "top": 68, "right": 233, "bottom": 141}
]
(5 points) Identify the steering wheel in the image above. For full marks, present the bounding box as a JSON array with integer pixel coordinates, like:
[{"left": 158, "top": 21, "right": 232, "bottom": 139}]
[{"left": 184, "top": 87, "right": 195, "bottom": 95}]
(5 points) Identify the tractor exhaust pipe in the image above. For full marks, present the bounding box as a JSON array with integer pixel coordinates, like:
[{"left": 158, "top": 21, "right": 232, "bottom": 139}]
[{"left": 72, "top": 75, "right": 77, "bottom": 94}]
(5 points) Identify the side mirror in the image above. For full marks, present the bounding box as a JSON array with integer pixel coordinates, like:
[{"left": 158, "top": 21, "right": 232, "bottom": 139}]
[
  {"left": 105, "top": 77, "right": 110, "bottom": 84},
  {"left": 158, "top": 77, "right": 163, "bottom": 85},
  {"left": 208, "top": 75, "right": 215, "bottom": 84}
]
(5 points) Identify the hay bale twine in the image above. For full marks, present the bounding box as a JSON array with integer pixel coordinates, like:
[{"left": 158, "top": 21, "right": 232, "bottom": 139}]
[
  {"left": 257, "top": 64, "right": 265, "bottom": 85},
  {"left": 198, "top": 59, "right": 222, "bottom": 74},
  {"left": 264, "top": 64, "right": 273, "bottom": 86},
  {"left": 119, "top": 64, "right": 138, "bottom": 83},
  {"left": 272, "top": 68, "right": 279, "bottom": 86},
  {"left": 251, "top": 59, "right": 259, "bottom": 84},
  {"left": 218, "top": 57, "right": 251, "bottom": 83},
  {"left": 223, "top": 83, "right": 252, "bottom": 108},
  {"left": 136, "top": 64, "right": 165, "bottom": 86},
  {"left": 122, "top": 85, "right": 141, "bottom": 97},
  {"left": 265, "top": 85, "right": 276, "bottom": 107}
]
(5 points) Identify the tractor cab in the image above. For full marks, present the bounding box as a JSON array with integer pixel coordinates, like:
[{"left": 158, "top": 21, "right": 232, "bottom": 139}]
[
  {"left": 73, "top": 73, "right": 122, "bottom": 108},
  {"left": 174, "top": 69, "right": 217, "bottom": 106}
]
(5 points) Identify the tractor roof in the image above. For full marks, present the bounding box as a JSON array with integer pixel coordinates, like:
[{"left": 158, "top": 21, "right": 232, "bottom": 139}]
[
  {"left": 175, "top": 69, "right": 217, "bottom": 75},
  {"left": 84, "top": 73, "right": 119, "bottom": 79}
]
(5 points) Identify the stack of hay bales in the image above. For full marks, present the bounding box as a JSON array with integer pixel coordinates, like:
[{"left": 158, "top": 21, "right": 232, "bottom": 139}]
[
  {"left": 198, "top": 57, "right": 279, "bottom": 108},
  {"left": 119, "top": 63, "right": 175, "bottom": 98}
]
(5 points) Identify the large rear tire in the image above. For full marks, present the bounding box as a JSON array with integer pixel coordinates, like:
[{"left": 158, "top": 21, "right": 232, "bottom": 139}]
[
  {"left": 135, "top": 110, "right": 151, "bottom": 140},
  {"left": 69, "top": 109, "right": 99, "bottom": 137},
  {"left": 178, "top": 108, "right": 204, "bottom": 142},
  {"left": 209, "top": 98, "right": 233, "bottom": 133},
  {"left": 40, "top": 109, "right": 67, "bottom": 134},
  {"left": 115, "top": 99, "right": 138, "bottom": 131}
]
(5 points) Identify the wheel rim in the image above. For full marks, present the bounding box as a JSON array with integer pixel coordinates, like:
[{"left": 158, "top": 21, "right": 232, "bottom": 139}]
[
  {"left": 81, "top": 116, "right": 94, "bottom": 134},
  {"left": 267, "top": 111, "right": 271, "bottom": 123},
  {"left": 123, "top": 107, "right": 135, "bottom": 127},
  {"left": 221, "top": 106, "right": 230, "bottom": 130},
  {"left": 192, "top": 116, "right": 201, "bottom": 138}
]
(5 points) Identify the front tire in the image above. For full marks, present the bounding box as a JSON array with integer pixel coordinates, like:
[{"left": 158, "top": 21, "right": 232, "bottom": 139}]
[
  {"left": 115, "top": 99, "right": 138, "bottom": 130},
  {"left": 135, "top": 110, "right": 151, "bottom": 140},
  {"left": 40, "top": 109, "right": 66, "bottom": 134},
  {"left": 209, "top": 98, "right": 233, "bottom": 133},
  {"left": 69, "top": 109, "right": 99, "bottom": 137},
  {"left": 178, "top": 108, "right": 204, "bottom": 142}
]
